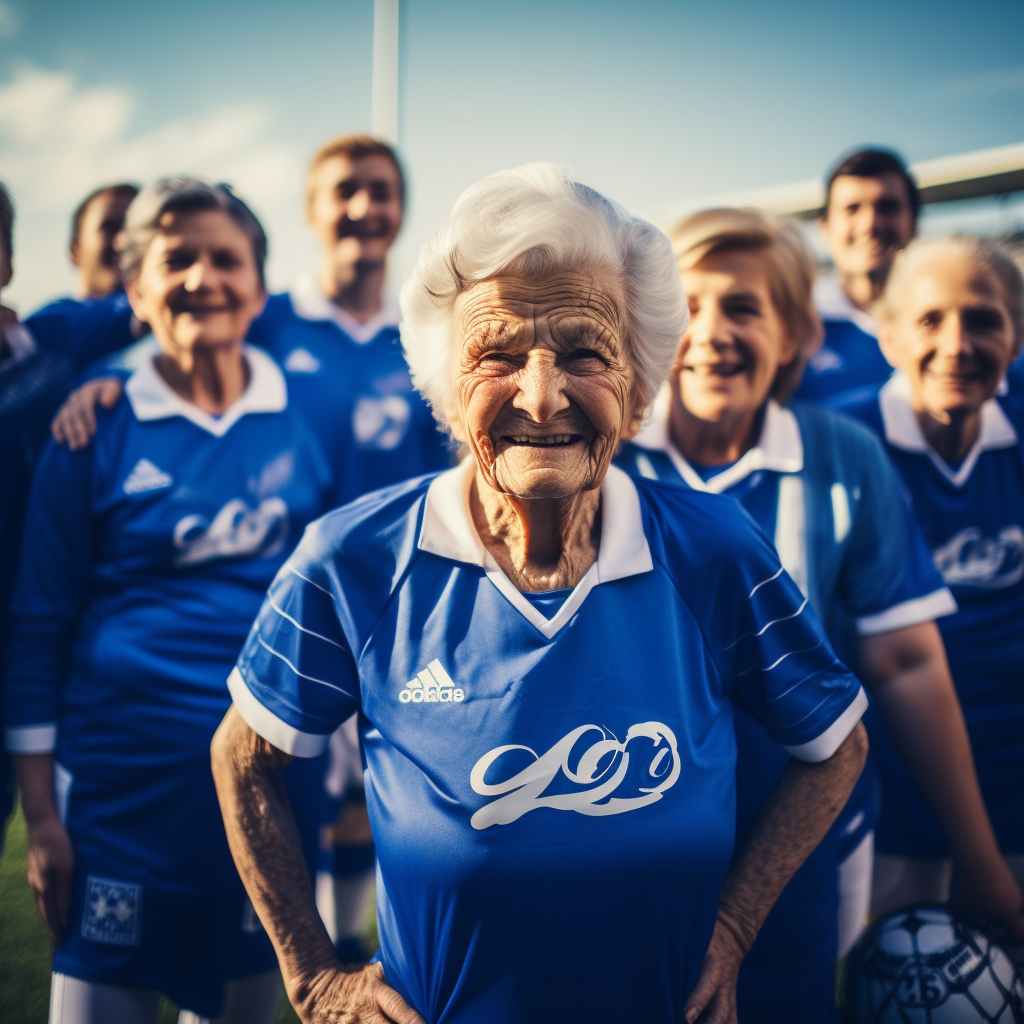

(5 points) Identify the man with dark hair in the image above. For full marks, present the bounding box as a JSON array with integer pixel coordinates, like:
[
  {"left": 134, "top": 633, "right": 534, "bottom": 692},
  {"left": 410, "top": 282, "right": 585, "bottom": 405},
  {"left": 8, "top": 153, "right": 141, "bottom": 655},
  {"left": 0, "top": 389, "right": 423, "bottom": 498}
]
[
  {"left": 795, "top": 147, "right": 918, "bottom": 405},
  {"left": 69, "top": 183, "right": 139, "bottom": 299}
]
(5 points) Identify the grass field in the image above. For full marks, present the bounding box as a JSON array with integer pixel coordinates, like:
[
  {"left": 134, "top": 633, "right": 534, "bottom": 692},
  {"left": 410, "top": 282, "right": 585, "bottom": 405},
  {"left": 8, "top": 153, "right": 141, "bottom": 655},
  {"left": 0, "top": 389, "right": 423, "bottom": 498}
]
[{"left": 0, "top": 802, "right": 301, "bottom": 1023}]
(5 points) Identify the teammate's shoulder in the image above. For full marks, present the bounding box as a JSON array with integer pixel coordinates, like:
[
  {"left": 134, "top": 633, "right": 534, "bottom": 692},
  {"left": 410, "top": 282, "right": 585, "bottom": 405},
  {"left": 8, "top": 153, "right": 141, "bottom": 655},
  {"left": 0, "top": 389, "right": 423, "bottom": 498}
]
[
  {"left": 829, "top": 386, "right": 884, "bottom": 431},
  {"left": 792, "top": 399, "right": 887, "bottom": 453}
]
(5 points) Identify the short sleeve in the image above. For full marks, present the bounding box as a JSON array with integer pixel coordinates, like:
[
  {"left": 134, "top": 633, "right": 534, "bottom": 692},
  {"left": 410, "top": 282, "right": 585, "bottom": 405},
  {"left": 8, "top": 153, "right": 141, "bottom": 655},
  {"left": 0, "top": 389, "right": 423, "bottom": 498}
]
[
  {"left": 837, "top": 440, "right": 956, "bottom": 635},
  {"left": 230, "top": 532, "right": 361, "bottom": 758},
  {"left": 709, "top": 518, "right": 867, "bottom": 763}
]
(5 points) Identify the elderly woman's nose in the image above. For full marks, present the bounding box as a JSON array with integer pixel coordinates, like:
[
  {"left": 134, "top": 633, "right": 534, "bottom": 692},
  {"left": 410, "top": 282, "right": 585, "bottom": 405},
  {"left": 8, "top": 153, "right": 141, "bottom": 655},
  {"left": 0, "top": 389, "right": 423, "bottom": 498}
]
[
  {"left": 512, "top": 350, "right": 570, "bottom": 421},
  {"left": 183, "top": 258, "right": 213, "bottom": 292},
  {"left": 936, "top": 314, "right": 976, "bottom": 356}
]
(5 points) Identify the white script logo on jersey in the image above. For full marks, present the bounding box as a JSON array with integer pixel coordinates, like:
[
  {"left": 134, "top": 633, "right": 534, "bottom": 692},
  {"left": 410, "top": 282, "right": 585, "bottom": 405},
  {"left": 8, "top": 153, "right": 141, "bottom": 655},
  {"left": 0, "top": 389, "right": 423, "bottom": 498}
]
[
  {"left": 398, "top": 659, "right": 465, "bottom": 704},
  {"left": 123, "top": 458, "right": 174, "bottom": 495},
  {"left": 932, "top": 526, "right": 1024, "bottom": 589},
  {"left": 283, "top": 348, "right": 321, "bottom": 374},
  {"left": 173, "top": 498, "right": 288, "bottom": 566},
  {"left": 353, "top": 395, "right": 411, "bottom": 450},
  {"left": 470, "top": 722, "right": 680, "bottom": 830}
]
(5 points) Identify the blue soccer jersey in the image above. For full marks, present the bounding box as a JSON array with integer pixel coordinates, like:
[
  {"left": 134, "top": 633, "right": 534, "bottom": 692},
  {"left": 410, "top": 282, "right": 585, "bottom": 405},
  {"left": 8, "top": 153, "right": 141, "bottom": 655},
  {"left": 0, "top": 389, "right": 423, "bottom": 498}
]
[
  {"left": 845, "top": 374, "right": 1024, "bottom": 855},
  {"left": 229, "top": 459, "right": 866, "bottom": 1024},
  {"left": 27, "top": 290, "right": 137, "bottom": 373},
  {"left": 248, "top": 279, "right": 451, "bottom": 503},
  {"left": 794, "top": 274, "right": 893, "bottom": 408}
]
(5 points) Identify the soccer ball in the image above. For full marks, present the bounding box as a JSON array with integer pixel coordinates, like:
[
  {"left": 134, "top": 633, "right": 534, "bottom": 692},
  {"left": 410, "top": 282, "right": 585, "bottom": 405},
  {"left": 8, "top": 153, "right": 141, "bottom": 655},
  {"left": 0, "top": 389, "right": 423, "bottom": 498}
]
[{"left": 845, "top": 904, "right": 1024, "bottom": 1023}]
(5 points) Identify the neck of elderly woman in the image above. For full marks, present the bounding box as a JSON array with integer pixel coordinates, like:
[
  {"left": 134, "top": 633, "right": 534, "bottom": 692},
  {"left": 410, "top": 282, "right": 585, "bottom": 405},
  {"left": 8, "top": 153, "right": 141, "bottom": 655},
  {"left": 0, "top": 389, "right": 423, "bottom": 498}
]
[
  {"left": 156, "top": 339, "right": 249, "bottom": 415},
  {"left": 470, "top": 471, "right": 601, "bottom": 592}
]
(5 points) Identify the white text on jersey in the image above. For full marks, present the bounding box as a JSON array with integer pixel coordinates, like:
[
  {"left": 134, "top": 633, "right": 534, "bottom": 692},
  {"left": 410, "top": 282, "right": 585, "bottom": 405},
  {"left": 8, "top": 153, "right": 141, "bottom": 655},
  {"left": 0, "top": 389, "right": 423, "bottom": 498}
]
[{"left": 399, "top": 659, "right": 465, "bottom": 704}]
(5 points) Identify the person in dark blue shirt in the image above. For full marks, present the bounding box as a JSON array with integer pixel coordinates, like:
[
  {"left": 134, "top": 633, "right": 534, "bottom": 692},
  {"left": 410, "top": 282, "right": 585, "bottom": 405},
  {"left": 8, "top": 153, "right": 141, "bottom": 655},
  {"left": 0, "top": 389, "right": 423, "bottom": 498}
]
[
  {"left": 212, "top": 163, "right": 870, "bottom": 1024},
  {"left": 615, "top": 206, "right": 1024, "bottom": 1022},
  {"left": 795, "top": 148, "right": 918, "bottom": 407},
  {"left": 842, "top": 234, "right": 1024, "bottom": 922},
  {"left": 4, "top": 178, "right": 339, "bottom": 1024}
]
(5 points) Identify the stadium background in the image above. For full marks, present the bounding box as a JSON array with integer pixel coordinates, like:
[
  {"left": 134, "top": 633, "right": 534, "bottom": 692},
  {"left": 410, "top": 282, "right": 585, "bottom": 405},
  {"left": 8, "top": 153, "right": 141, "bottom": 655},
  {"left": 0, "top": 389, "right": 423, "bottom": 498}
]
[{"left": 2, "top": 0, "right": 1024, "bottom": 1020}]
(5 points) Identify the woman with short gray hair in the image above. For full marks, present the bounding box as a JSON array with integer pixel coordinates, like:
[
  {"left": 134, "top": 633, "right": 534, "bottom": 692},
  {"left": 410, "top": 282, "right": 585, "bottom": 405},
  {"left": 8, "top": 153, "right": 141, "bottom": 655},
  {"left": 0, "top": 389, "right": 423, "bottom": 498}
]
[
  {"left": 5, "top": 177, "right": 337, "bottom": 1023},
  {"left": 213, "top": 164, "right": 868, "bottom": 1024}
]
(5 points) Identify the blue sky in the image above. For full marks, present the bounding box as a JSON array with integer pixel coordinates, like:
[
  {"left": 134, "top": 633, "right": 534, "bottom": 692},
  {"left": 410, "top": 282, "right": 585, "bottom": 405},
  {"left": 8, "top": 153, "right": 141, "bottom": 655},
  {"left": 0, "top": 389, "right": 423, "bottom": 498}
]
[{"left": 1, "top": 0, "right": 1022, "bottom": 309}]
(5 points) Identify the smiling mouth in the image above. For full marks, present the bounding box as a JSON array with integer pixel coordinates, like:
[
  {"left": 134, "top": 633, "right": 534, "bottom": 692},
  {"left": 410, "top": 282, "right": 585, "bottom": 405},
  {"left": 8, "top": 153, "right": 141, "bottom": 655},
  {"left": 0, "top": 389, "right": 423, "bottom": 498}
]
[
  {"left": 502, "top": 434, "right": 584, "bottom": 447},
  {"left": 684, "top": 363, "right": 745, "bottom": 377}
]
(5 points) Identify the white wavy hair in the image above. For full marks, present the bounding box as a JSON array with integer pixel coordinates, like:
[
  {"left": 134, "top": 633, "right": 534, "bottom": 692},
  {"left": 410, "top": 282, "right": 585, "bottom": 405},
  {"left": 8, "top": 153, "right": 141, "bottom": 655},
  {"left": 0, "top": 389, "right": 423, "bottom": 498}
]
[{"left": 400, "top": 163, "right": 688, "bottom": 430}]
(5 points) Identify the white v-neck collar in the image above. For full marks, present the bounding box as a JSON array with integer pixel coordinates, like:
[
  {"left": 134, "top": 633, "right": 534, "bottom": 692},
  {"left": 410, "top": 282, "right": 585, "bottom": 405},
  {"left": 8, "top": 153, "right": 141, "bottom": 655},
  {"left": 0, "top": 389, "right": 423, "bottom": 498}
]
[
  {"left": 125, "top": 342, "right": 287, "bottom": 437},
  {"left": 814, "top": 272, "right": 878, "bottom": 337},
  {"left": 879, "top": 372, "right": 1017, "bottom": 488},
  {"left": 289, "top": 274, "right": 399, "bottom": 345},
  {"left": 631, "top": 386, "right": 803, "bottom": 493},
  {"left": 418, "top": 458, "right": 653, "bottom": 638}
]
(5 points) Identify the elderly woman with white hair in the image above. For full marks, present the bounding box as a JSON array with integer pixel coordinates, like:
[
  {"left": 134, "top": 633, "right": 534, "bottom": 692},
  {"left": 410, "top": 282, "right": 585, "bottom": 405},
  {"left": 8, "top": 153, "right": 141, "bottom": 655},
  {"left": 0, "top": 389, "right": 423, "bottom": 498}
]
[{"left": 212, "top": 165, "right": 868, "bottom": 1024}]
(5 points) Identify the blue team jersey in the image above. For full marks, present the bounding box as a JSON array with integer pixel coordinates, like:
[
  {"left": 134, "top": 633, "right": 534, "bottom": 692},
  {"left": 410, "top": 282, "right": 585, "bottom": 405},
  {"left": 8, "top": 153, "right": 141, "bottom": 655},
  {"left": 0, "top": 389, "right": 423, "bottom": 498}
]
[
  {"left": 229, "top": 459, "right": 865, "bottom": 1024},
  {"left": 616, "top": 396, "right": 952, "bottom": 1003},
  {"left": 248, "top": 280, "right": 450, "bottom": 502},
  {"left": 4, "top": 347, "right": 335, "bottom": 896},
  {"left": 845, "top": 374, "right": 1024, "bottom": 855},
  {"left": 794, "top": 274, "right": 893, "bottom": 408},
  {"left": 27, "top": 290, "right": 137, "bottom": 373}
]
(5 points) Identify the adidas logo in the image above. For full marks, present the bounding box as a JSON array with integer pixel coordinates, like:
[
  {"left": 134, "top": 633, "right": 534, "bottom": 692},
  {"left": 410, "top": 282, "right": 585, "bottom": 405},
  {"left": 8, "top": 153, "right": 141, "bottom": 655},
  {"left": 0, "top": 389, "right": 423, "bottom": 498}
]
[
  {"left": 398, "top": 659, "right": 465, "bottom": 704},
  {"left": 283, "top": 348, "right": 321, "bottom": 373},
  {"left": 124, "top": 458, "right": 174, "bottom": 495}
]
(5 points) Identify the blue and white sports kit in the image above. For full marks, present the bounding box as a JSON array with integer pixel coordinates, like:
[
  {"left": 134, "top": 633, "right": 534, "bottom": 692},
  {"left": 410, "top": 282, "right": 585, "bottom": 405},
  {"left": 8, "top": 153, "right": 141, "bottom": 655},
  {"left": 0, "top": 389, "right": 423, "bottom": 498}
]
[
  {"left": 228, "top": 458, "right": 867, "bottom": 1024},
  {"left": 845, "top": 374, "right": 1024, "bottom": 857},
  {"left": 27, "top": 290, "right": 137, "bottom": 375},
  {"left": 3, "top": 348, "right": 335, "bottom": 1016},
  {"left": 794, "top": 274, "right": 893, "bottom": 408},
  {"left": 617, "top": 393, "right": 953, "bottom": 1022}
]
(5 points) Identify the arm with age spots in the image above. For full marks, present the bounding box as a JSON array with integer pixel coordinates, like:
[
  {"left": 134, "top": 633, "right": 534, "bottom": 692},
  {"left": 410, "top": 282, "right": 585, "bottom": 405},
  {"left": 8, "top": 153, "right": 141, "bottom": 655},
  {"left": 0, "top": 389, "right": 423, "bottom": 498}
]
[
  {"left": 211, "top": 706, "right": 426, "bottom": 1024},
  {"left": 684, "top": 722, "right": 868, "bottom": 1024},
  {"left": 858, "top": 621, "right": 1024, "bottom": 941}
]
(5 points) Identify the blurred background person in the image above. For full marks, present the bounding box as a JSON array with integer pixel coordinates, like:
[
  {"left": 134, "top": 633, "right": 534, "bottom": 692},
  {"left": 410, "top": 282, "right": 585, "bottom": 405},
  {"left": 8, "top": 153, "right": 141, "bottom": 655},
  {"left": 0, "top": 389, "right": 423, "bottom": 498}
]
[
  {"left": 616, "top": 207, "right": 1024, "bottom": 1021},
  {"left": 843, "top": 236, "right": 1024, "bottom": 957},
  {"left": 3, "top": 178, "right": 339, "bottom": 1024},
  {"left": 68, "top": 184, "right": 139, "bottom": 300},
  {"left": 795, "top": 148, "right": 918, "bottom": 407}
]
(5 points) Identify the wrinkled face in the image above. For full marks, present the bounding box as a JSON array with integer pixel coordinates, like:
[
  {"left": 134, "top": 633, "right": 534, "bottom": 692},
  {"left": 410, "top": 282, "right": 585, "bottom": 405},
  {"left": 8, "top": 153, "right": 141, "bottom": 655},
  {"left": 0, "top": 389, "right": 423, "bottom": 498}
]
[
  {"left": 127, "top": 210, "right": 266, "bottom": 362},
  {"left": 821, "top": 173, "right": 915, "bottom": 280},
  {"left": 880, "top": 254, "right": 1021, "bottom": 421},
  {"left": 675, "top": 249, "right": 795, "bottom": 424},
  {"left": 72, "top": 189, "right": 134, "bottom": 296},
  {"left": 453, "top": 270, "right": 643, "bottom": 500},
  {"left": 307, "top": 153, "right": 403, "bottom": 267}
]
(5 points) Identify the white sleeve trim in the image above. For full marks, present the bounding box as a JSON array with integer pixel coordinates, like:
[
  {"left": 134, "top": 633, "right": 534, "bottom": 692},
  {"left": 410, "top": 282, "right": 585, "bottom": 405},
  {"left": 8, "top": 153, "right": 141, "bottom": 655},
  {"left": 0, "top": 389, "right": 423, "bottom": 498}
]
[
  {"left": 5, "top": 724, "right": 57, "bottom": 754},
  {"left": 227, "top": 667, "right": 332, "bottom": 758},
  {"left": 783, "top": 687, "right": 868, "bottom": 762},
  {"left": 854, "top": 588, "right": 958, "bottom": 636}
]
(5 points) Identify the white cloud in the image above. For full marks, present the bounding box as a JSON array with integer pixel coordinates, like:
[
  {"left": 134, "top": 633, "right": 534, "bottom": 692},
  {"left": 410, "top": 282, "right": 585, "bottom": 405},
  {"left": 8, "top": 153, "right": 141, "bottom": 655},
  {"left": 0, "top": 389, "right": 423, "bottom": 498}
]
[
  {"left": 0, "top": 2, "right": 18, "bottom": 39},
  {"left": 0, "top": 65, "right": 312, "bottom": 311}
]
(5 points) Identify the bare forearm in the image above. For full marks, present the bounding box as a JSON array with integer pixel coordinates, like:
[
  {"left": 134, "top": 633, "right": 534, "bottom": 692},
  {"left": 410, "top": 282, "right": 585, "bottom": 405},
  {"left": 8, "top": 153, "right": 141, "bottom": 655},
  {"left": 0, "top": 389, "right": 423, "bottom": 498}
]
[
  {"left": 14, "top": 754, "right": 57, "bottom": 825},
  {"left": 860, "top": 625, "right": 999, "bottom": 868},
  {"left": 211, "top": 706, "right": 337, "bottom": 1005},
  {"left": 718, "top": 724, "right": 867, "bottom": 951}
]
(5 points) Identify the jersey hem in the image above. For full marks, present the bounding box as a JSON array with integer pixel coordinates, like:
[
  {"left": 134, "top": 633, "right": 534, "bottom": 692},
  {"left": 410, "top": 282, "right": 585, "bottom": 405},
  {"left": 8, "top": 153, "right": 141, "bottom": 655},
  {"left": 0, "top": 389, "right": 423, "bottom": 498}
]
[
  {"left": 5, "top": 723, "right": 57, "bottom": 754},
  {"left": 227, "top": 667, "right": 331, "bottom": 758},
  {"left": 854, "top": 588, "right": 957, "bottom": 636},
  {"left": 783, "top": 687, "right": 867, "bottom": 762}
]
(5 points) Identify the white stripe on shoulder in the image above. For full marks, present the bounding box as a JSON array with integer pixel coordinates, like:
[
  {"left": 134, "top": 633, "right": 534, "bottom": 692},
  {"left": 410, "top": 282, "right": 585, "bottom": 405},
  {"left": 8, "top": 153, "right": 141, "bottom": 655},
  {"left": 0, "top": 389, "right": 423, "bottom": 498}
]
[
  {"left": 854, "top": 589, "right": 958, "bottom": 636},
  {"left": 748, "top": 566, "right": 784, "bottom": 598},
  {"left": 784, "top": 687, "right": 868, "bottom": 763},
  {"left": 737, "top": 639, "right": 824, "bottom": 675},
  {"left": 725, "top": 598, "right": 808, "bottom": 650},
  {"left": 227, "top": 667, "right": 332, "bottom": 758},
  {"left": 255, "top": 635, "right": 351, "bottom": 693},
  {"left": 5, "top": 723, "right": 57, "bottom": 754},
  {"left": 286, "top": 563, "right": 338, "bottom": 600},
  {"left": 268, "top": 593, "right": 346, "bottom": 649}
]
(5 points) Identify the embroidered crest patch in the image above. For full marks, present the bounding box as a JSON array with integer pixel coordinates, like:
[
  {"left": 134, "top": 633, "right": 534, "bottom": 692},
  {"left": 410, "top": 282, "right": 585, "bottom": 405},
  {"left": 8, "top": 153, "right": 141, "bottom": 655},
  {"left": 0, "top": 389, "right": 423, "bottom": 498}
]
[{"left": 81, "top": 876, "right": 142, "bottom": 946}]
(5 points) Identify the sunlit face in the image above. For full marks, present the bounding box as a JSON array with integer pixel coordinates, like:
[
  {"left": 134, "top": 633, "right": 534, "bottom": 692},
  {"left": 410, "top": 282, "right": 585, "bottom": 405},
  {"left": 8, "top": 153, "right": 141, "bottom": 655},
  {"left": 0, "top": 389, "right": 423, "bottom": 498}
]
[
  {"left": 879, "top": 254, "right": 1021, "bottom": 422},
  {"left": 126, "top": 210, "right": 266, "bottom": 364},
  {"left": 674, "top": 249, "right": 796, "bottom": 424},
  {"left": 820, "top": 173, "right": 915, "bottom": 281},
  {"left": 452, "top": 270, "right": 643, "bottom": 500},
  {"left": 72, "top": 189, "right": 134, "bottom": 297},
  {"left": 306, "top": 153, "right": 403, "bottom": 267}
]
